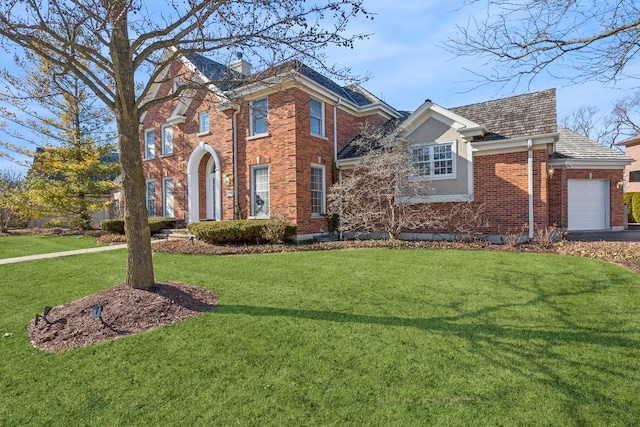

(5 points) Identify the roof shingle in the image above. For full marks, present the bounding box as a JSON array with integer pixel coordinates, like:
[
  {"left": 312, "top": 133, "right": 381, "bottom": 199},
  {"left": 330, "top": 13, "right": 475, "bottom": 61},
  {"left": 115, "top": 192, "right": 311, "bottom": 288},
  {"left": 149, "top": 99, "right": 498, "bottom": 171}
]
[
  {"left": 450, "top": 89, "right": 557, "bottom": 140},
  {"left": 553, "top": 127, "right": 631, "bottom": 161}
]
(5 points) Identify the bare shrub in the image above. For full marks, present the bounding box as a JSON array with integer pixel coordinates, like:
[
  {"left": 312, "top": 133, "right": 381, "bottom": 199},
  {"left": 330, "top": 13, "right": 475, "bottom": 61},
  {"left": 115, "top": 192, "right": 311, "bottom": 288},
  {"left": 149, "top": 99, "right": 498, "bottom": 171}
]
[
  {"left": 260, "top": 214, "right": 293, "bottom": 244},
  {"left": 501, "top": 224, "right": 528, "bottom": 247},
  {"left": 533, "top": 224, "right": 565, "bottom": 249},
  {"left": 328, "top": 122, "right": 443, "bottom": 240}
]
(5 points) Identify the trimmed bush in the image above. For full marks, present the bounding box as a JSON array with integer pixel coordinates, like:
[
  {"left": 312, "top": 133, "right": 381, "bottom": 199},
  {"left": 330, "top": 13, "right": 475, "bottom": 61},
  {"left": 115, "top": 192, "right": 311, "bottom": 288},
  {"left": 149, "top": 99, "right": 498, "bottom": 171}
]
[
  {"left": 100, "top": 218, "right": 125, "bottom": 234},
  {"left": 188, "top": 219, "right": 297, "bottom": 244},
  {"left": 100, "top": 217, "right": 176, "bottom": 235},
  {"left": 625, "top": 192, "right": 636, "bottom": 223},
  {"left": 148, "top": 217, "right": 175, "bottom": 234},
  {"left": 633, "top": 193, "right": 640, "bottom": 224}
]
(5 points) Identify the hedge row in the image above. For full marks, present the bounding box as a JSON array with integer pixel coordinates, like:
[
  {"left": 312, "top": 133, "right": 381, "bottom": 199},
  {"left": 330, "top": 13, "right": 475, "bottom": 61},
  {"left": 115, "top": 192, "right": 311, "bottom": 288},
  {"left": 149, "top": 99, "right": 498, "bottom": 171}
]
[
  {"left": 628, "top": 192, "right": 640, "bottom": 224},
  {"left": 100, "top": 217, "right": 175, "bottom": 235},
  {"left": 188, "top": 219, "right": 296, "bottom": 243}
]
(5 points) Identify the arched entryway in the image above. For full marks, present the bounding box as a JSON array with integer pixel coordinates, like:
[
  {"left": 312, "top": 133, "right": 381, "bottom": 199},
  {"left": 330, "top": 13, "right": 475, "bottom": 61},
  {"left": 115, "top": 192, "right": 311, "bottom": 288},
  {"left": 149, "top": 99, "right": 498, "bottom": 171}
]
[{"left": 187, "top": 142, "right": 222, "bottom": 223}]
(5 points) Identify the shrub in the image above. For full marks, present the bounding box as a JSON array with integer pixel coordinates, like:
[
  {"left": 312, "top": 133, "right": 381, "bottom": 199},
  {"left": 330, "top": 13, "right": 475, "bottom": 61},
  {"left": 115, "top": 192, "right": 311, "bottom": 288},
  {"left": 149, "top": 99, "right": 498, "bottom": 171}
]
[
  {"left": 100, "top": 218, "right": 125, "bottom": 234},
  {"left": 100, "top": 217, "right": 175, "bottom": 235},
  {"left": 626, "top": 192, "right": 637, "bottom": 223},
  {"left": 261, "top": 217, "right": 295, "bottom": 243},
  {"left": 633, "top": 193, "right": 640, "bottom": 224},
  {"left": 188, "top": 219, "right": 296, "bottom": 244},
  {"left": 533, "top": 224, "right": 565, "bottom": 249},
  {"left": 148, "top": 217, "right": 175, "bottom": 234}
]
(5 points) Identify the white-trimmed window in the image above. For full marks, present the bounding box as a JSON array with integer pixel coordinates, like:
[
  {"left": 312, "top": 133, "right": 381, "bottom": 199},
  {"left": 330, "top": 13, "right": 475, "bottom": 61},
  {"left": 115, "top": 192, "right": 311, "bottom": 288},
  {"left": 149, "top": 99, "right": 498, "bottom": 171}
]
[
  {"left": 162, "top": 177, "right": 174, "bottom": 218},
  {"left": 161, "top": 124, "right": 173, "bottom": 156},
  {"left": 144, "top": 129, "right": 155, "bottom": 159},
  {"left": 311, "top": 165, "right": 325, "bottom": 216},
  {"left": 251, "top": 165, "right": 270, "bottom": 217},
  {"left": 173, "top": 78, "right": 181, "bottom": 93},
  {"left": 250, "top": 98, "right": 268, "bottom": 136},
  {"left": 310, "top": 98, "right": 324, "bottom": 137},
  {"left": 410, "top": 141, "right": 455, "bottom": 179},
  {"left": 146, "top": 179, "right": 156, "bottom": 217},
  {"left": 198, "top": 111, "right": 210, "bottom": 134}
]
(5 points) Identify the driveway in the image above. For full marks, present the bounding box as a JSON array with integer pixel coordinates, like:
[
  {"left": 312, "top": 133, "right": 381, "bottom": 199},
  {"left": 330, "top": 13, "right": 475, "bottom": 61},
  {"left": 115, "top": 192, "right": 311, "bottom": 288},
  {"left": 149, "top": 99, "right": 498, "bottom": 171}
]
[{"left": 566, "top": 229, "right": 640, "bottom": 242}]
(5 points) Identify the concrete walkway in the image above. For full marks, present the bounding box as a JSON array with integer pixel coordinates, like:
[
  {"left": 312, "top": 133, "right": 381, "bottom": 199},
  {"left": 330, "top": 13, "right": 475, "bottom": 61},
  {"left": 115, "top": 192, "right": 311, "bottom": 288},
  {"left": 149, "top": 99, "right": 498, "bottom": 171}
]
[{"left": 0, "top": 243, "right": 128, "bottom": 265}]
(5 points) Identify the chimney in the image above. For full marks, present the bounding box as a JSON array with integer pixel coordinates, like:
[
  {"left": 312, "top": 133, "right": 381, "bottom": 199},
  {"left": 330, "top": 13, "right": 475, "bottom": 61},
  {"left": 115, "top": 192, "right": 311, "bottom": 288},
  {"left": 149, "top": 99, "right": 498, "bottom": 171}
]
[{"left": 230, "top": 52, "right": 252, "bottom": 76}]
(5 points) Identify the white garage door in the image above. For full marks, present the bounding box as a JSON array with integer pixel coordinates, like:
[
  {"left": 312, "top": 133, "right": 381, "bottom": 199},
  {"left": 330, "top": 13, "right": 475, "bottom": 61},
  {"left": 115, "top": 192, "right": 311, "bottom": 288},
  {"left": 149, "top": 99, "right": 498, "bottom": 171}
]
[{"left": 567, "top": 179, "right": 609, "bottom": 231}]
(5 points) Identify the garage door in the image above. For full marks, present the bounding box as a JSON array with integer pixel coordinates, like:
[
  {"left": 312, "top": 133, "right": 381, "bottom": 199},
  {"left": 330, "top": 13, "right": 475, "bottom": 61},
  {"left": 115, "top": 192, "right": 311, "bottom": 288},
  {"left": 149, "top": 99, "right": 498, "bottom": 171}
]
[{"left": 567, "top": 179, "right": 609, "bottom": 230}]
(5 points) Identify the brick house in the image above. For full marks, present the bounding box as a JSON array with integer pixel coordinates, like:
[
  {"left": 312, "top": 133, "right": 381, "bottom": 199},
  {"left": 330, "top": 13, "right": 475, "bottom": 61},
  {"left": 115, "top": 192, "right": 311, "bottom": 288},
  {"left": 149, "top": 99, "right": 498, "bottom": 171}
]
[
  {"left": 140, "top": 52, "right": 631, "bottom": 239},
  {"left": 617, "top": 135, "right": 640, "bottom": 193},
  {"left": 338, "top": 89, "right": 631, "bottom": 237},
  {"left": 139, "top": 52, "right": 399, "bottom": 239}
]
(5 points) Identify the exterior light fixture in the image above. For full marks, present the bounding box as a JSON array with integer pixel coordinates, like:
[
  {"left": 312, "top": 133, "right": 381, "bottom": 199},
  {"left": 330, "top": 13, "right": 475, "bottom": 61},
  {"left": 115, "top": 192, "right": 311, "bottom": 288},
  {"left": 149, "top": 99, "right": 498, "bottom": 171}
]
[
  {"left": 35, "top": 306, "right": 53, "bottom": 325},
  {"left": 547, "top": 165, "right": 555, "bottom": 179}
]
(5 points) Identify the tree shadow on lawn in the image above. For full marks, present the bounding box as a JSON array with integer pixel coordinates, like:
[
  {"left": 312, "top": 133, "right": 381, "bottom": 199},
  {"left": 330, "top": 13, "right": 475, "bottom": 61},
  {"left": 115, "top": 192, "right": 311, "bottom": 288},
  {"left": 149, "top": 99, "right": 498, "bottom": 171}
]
[
  {"left": 217, "top": 270, "right": 640, "bottom": 422},
  {"left": 217, "top": 303, "right": 640, "bottom": 350}
]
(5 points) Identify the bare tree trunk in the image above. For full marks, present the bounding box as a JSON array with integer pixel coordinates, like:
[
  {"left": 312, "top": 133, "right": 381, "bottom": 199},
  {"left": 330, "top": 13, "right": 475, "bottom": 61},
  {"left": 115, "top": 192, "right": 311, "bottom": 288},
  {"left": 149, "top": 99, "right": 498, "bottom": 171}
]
[{"left": 111, "top": 13, "right": 154, "bottom": 290}]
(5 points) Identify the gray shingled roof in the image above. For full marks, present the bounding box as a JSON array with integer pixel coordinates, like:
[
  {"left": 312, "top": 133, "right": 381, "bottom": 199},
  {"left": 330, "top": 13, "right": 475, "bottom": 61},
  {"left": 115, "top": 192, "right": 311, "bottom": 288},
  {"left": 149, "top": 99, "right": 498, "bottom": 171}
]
[
  {"left": 449, "top": 89, "right": 557, "bottom": 140},
  {"left": 553, "top": 127, "right": 631, "bottom": 161},
  {"left": 185, "top": 54, "right": 381, "bottom": 107},
  {"left": 185, "top": 53, "right": 242, "bottom": 91},
  {"left": 337, "top": 115, "right": 410, "bottom": 160}
]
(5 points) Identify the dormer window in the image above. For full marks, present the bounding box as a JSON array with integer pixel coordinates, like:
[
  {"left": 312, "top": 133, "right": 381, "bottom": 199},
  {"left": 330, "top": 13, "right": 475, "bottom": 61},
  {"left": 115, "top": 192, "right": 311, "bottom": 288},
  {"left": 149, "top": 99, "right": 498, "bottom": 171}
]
[{"left": 250, "top": 98, "right": 268, "bottom": 136}]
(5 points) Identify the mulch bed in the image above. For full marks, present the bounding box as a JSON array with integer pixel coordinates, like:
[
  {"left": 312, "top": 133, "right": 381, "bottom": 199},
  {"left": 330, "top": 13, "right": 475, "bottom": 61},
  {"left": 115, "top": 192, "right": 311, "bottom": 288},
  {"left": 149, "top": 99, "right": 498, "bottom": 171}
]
[{"left": 27, "top": 282, "right": 217, "bottom": 352}]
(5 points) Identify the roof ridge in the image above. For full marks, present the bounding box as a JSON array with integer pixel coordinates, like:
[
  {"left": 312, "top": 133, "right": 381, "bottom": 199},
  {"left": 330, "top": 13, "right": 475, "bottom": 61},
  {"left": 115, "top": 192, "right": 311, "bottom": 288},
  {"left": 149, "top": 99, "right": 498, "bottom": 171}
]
[{"left": 450, "top": 88, "right": 556, "bottom": 110}]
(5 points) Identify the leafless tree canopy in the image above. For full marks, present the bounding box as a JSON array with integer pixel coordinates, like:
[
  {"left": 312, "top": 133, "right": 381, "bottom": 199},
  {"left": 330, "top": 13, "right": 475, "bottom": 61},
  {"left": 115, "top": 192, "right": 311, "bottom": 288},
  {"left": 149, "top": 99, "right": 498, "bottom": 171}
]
[
  {"left": 0, "top": 0, "right": 371, "bottom": 116},
  {"left": 328, "top": 123, "right": 442, "bottom": 240},
  {"left": 0, "top": 0, "right": 372, "bottom": 288},
  {"left": 446, "top": 0, "right": 640, "bottom": 88}
]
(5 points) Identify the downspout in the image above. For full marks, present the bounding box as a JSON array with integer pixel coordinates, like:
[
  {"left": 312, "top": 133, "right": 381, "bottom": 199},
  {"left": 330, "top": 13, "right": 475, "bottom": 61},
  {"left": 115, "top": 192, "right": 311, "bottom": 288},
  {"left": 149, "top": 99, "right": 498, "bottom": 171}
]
[
  {"left": 334, "top": 99, "right": 344, "bottom": 239},
  {"left": 527, "top": 139, "right": 534, "bottom": 239},
  {"left": 333, "top": 102, "right": 339, "bottom": 162},
  {"left": 232, "top": 109, "right": 239, "bottom": 219},
  {"left": 338, "top": 169, "right": 343, "bottom": 240}
]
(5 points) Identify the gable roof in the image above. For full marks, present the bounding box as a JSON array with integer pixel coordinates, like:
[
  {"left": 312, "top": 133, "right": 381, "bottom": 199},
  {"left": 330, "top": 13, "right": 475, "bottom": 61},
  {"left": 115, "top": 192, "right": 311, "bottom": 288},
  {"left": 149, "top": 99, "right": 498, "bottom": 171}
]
[
  {"left": 337, "top": 115, "right": 410, "bottom": 161},
  {"left": 449, "top": 89, "right": 557, "bottom": 140},
  {"left": 552, "top": 127, "right": 632, "bottom": 162},
  {"left": 183, "top": 54, "right": 389, "bottom": 109},
  {"left": 185, "top": 53, "right": 242, "bottom": 91}
]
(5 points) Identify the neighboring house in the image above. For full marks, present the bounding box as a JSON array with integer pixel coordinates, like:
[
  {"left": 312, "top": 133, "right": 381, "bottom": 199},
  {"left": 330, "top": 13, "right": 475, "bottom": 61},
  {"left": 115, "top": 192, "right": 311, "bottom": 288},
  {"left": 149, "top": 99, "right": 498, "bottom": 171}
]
[
  {"left": 141, "top": 51, "right": 631, "bottom": 238},
  {"left": 616, "top": 135, "right": 640, "bottom": 192},
  {"left": 338, "top": 89, "right": 632, "bottom": 236}
]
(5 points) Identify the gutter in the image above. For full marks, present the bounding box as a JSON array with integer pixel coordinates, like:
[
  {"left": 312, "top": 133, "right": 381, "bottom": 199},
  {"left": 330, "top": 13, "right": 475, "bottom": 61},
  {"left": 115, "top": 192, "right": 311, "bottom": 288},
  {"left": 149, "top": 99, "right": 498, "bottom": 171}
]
[{"left": 334, "top": 101, "right": 339, "bottom": 162}]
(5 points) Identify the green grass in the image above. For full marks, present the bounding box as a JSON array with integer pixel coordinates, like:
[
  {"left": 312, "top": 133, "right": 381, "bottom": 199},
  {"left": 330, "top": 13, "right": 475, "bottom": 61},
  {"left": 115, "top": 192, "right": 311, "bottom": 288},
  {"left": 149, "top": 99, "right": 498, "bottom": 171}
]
[
  {"left": 1, "top": 248, "right": 639, "bottom": 426},
  {"left": 0, "top": 235, "right": 106, "bottom": 259}
]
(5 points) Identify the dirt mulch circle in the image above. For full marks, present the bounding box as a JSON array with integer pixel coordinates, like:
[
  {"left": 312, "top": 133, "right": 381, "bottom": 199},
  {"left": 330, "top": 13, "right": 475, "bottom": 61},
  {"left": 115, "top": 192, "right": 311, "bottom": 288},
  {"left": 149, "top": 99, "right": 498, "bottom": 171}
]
[{"left": 27, "top": 282, "right": 217, "bottom": 353}]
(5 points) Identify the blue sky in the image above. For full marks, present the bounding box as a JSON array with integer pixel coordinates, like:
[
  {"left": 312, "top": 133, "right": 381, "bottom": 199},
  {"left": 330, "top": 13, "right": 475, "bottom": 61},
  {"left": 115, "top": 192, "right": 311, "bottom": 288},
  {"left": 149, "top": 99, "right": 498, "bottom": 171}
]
[
  {"left": 325, "top": 0, "right": 639, "bottom": 114},
  {"left": 1, "top": 0, "right": 636, "bottom": 173}
]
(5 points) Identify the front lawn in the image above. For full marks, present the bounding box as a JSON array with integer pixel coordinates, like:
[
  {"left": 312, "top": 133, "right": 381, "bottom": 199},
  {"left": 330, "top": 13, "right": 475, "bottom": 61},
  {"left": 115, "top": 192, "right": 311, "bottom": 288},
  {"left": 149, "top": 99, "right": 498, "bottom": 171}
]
[
  {"left": 0, "top": 235, "right": 107, "bottom": 259},
  {"left": 1, "top": 248, "right": 638, "bottom": 425}
]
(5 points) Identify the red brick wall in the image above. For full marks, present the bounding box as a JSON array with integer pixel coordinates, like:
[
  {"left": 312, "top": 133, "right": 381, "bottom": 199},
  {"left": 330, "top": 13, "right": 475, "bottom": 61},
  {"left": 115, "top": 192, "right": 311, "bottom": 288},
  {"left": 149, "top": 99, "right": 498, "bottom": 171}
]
[
  {"left": 548, "top": 168, "right": 625, "bottom": 228},
  {"left": 473, "top": 150, "right": 548, "bottom": 233},
  {"left": 141, "top": 61, "right": 235, "bottom": 221},
  {"left": 623, "top": 144, "right": 640, "bottom": 192},
  {"left": 141, "top": 60, "right": 390, "bottom": 233}
]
